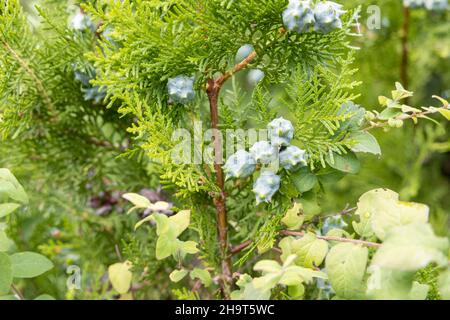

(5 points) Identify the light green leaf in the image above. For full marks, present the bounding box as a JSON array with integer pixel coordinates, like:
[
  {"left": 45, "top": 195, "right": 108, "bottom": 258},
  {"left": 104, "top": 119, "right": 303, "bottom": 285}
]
[
  {"left": 134, "top": 215, "right": 154, "bottom": 230},
  {"left": 326, "top": 243, "right": 368, "bottom": 299},
  {"left": 0, "top": 295, "right": 17, "bottom": 300},
  {"left": 291, "top": 233, "right": 328, "bottom": 268},
  {"left": 252, "top": 273, "right": 282, "bottom": 290},
  {"left": 400, "top": 105, "right": 421, "bottom": 113},
  {"left": 352, "top": 209, "right": 374, "bottom": 238},
  {"left": 0, "top": 169, "right": 28, "bottom": 204},
  {"left": 0, "top": 231, "right": 14, "bottom": 252},
  {"left": 288, "top": 284, "right": 305, "bottom": 299},
  {"left": 0, "top": 203, "right": 21, "bottom": 219},
  {"left": 152, "top": 213, "right": 170, "bottom": 236},
  {"left": 254, "top": 260, "right": 282, "bottom": 274},
  {"left": 0, "top": 252, "right": 12, "bottom": 294},
  {"left": 326, "top": 151, "right": 360, "bottom": 174},
  {"left": 433, "top": 95, "right": 449, "bottom": 107},
  {"left": 231, "top": 274, "right": 271, "bottom": 300},
  {"left": 298, "top": 192, "right": 321, "bottom": 220},
  {"left": 438, "top": 269, "right": 450, "bottom": 300},
  {"left": 366, "top": 268, "right": 417, "bottom": 300},
  {"left": 438, "top": 108, "right": 450, "bottom": 120},
  {"left": 279, "top": 237, "right": 295, "bottom": 262},
  {"left": 378, "top": 96, "right": 390, "bottom": 106},
  {"left": 355, "top": 188, "right": 429, "bottom": 240},
  {"left": 122, "top": 193, "right": 151, "bottom": 209},
  {"left": 0, "top": 181, "right": 16, "bottom": 200},
  {"left": 291, "top": 168, "right": 317, "bottom": 193},
  {"left": 378, "top": 108, "right": 403, "bottom": 120},
  {"left": 392, "top": 82, "right": 413, "bottom": 100},
  {"left": 293, "top": 267, "right": 327, "bottom": 283},
  {"left": 155, "top": 233, "right": 177, "bottom": 260},
  {"left": 151, "top": 211, "right": 195, "bottom": 260},
  {"left": 169, "top": 269, "right": 188, "bottom": 283},
  {"left": 253, "top": 255, "right": 326, "bottom": 294},
  {"left": 279, "top": 270, "right": 304, "bottom": 286},
  {"left": 281, "top": 202, "right": 304, "bottom": 230},
  {"left": 316, "top": 168, "right": 345, "bottom": 186},
  {"left": 190, "top": 268, "right": 212, "bottom": 287},
  {"left": 108, "top": 261, "right": 133, "bottom": 294},
  {"left": 10, "top": 252, "right": 53, "bottom": 278},
  {"left": 370, "top": 223, "right": 449, "bottom": 271},
  {"left": 348, "top": 131, "right": 381, "bottom": 155},
  {"left": 241, "top": 283, "right": 271, "bottom": 300},
  {"left": 179, "top": 240, "right": 199, "bottom": 255},
  {"left": 169, "top": 210, "right": 191, "bottom": 237}
]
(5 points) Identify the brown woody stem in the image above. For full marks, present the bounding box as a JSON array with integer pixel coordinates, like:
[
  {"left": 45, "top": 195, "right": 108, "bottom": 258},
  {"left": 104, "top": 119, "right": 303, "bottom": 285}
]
[{"left": 206, "top": 51, "right": 257, "bottom": 298}]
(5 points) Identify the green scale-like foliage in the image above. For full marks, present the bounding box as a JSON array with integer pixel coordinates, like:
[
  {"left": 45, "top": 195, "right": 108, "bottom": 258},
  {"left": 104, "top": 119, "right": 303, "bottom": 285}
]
[
  {"left": 0, "top": 0, "right": 149, "bottom": 192},
  {"left": 79, "top": 0, "right": 366, "bottom": 269},
  {"left": 84, "top": 0, "right": 359, "bottom": 196}
]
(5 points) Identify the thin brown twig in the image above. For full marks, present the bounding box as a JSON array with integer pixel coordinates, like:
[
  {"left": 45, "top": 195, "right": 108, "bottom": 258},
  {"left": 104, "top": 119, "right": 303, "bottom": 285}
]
[
  {"left": 230, "top": 240, "right": 253, "bottom": 256},
  {"left": 216, "top": 51, "right": 257, "bottom": 87},
  {"left": 230, "top": 205, "right": 361, "bottom": 256},
  {"left": 229, "top": 228, "right": 381, "bottom": 258},
  {"left": 206, "top": 50, "right": 257, "bottom": 299},
  {"left": 280, "top": 230, "right": 381, "bottom": 248}
]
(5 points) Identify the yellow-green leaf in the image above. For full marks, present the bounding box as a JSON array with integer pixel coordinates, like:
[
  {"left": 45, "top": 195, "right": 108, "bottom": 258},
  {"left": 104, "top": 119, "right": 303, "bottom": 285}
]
[
  {"left": 190, "top": 268, "right": 212, "bottom": 287},
  {"left": 122, "top": 193, "right": 151, "bottom": 209},
  {"left": 169, "top": 269, "right": 188, "bottom": 283},
  {"left": 326, "top": 243, "right": 368, "bottom": 299},
  {"left": 355, "top": 188, "right": 429, "bottom": 240},
  {"left": 0, "top": 253, "right": 12, "bottom": 294},
  {"left": 10, "top": 252, "right": 53, "bottom": 278},
  {"left": 438, "top": 108, "right": 450, "bottom": 121},
  {"left": 291, "top": 233, "right": 328, "bottom": 268},
  {"left": 134, "top": 215, "right": 154, "bottom": 230},
  {"left": 179, "top": 240, "right": 199, "bottom": 255},
  {"left": 0, "top": 169, "right": 28, "bottom": 204},
  {"left": 281, "top": 202, "right": 304, "bottom": 230},
  {"left": 371, "top": 223, "right": 448, "bottom": 271},
  {"left": 0, "top": 203, "right": 21, "bottom": 219},
  {"left": 169, "top": 210, "right": 191, "bottom": 237},
  {"left": 108, "top": 261, "right": 133, "bottom": 294}
]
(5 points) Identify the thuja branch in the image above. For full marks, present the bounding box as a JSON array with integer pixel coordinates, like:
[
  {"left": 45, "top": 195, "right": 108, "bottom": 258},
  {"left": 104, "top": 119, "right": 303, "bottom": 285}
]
[
  {"left": 205, "top": 51, "right": 257, "bottom": 297},
  {"left": 2, "top": 40, "right": 56, "bottom": 117}
]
